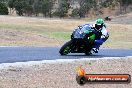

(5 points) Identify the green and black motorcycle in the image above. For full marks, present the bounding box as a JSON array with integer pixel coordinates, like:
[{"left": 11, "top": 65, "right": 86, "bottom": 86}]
[{"left": 59, "top": 25, "right": 97, "bottom": 55}]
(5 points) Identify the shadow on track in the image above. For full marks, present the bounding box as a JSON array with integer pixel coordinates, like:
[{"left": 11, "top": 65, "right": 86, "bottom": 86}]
[{"left": 58, "top": 48, "right": 132, "bottom": 57}]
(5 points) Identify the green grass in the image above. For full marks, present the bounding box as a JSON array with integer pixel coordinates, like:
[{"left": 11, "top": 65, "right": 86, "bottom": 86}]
[
  {"left": 0, "top": 23, "right": 72, "bottom": 40},
  {"left": 44, "top": 32, "right": 71, "bottom": 40}
]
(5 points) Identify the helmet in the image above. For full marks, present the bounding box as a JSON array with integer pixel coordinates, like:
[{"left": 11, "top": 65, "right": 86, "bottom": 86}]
[
  {"left": 95, "top": 18, "right": 104, "bottom": 30},
  {"left": 96, "top": 18, "right": 104, "bottom": 25}
]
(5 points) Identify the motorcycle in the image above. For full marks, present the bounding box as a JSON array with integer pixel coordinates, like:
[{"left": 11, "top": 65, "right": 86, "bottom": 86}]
[{"left": 59, "top": 25, "right": 97, "bottom": 55}]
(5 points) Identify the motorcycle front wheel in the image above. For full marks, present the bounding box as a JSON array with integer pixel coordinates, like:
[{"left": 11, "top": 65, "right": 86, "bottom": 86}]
[{"left": 59, "top": 40, "right": 73, "bottom": 55}]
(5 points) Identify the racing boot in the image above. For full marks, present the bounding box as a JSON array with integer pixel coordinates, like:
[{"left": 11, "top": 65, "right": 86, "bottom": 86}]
[{"left": 92, "top": 48, "right": 99, "bottom": 53}]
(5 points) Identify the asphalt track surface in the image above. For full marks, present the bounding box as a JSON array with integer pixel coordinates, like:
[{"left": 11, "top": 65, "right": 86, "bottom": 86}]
[{"left": 0, "top": 47, "right": 132, "bottom": 63}]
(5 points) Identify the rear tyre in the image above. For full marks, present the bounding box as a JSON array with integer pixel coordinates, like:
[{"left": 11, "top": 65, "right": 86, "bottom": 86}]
[
  {"left": 59, "top": 40, "right": 73, "bottom": 55},
  {"left": 85, "top": 51, "right": 92, "bottom": 56},
  {"left": 84, "top": 42, "right": 92, "bottom": 56}
]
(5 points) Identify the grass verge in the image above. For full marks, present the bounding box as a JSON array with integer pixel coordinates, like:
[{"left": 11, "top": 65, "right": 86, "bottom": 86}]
[{"left": 0, "top": 16, "right": 132, "bottom": 48}]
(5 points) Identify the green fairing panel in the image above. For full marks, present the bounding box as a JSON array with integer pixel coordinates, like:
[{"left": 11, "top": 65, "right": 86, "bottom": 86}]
[
  {"left": 83, "top": 30, "right": 95, "bottom": 41},
  {"left": 89, "top": 34, "right": 95, "bottom": 41}
]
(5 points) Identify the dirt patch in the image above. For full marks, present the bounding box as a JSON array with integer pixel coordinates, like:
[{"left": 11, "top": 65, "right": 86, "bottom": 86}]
[
  {"left": 0, "top": 15, "right": 132, "bottom": 48},
  {"left": 0, "top": 57, "right": 131, "bottom": 88},
  {"left": 110, "top": 12, "right": 132, "bottom": 24},
  {"left": 0, "top": 29, "right": 63, "bottom": 46}
]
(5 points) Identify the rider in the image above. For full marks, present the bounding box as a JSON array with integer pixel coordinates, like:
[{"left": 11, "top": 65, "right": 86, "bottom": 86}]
[
  {"left": 92, "top": 18, "right": 109, "bottom": 53},
  {"left": 76, "top": 18, "right": 109, "bottom": 53}
]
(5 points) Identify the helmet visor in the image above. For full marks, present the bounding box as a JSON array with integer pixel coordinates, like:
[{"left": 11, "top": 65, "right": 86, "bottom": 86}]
[{"left": 95, "top": 24, "right": 103, "bottom": 30}]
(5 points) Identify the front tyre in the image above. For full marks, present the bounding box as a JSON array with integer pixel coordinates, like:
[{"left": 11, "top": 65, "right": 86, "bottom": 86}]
[{"left": 59, "top": 40, "right": 73, "bottom": 55}]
